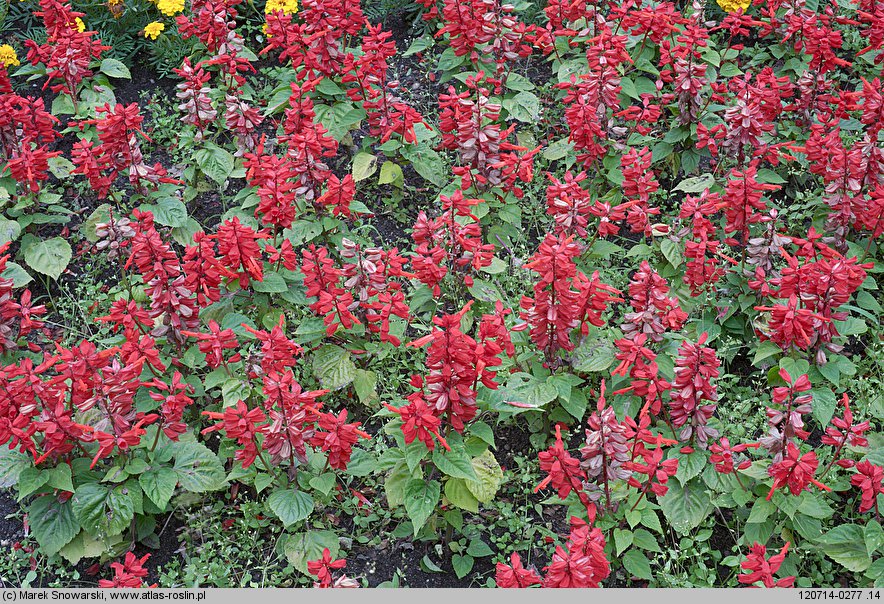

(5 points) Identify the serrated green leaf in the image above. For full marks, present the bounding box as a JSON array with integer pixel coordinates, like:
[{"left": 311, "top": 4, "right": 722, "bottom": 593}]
[
  {"left": 22, "top": 235, "right": 71, "bottom": 280},
  {"left": 404, "top": 479, "right": 440, "bottom": 536},
  {"left": 312, "top": 345, "right": 357, "bottom": 390},
  {"left": 172, "top": 441, "right": 226, "bottom": 493},
  {"left": 139, "top": 467, "right": 177, "bottom": 509},
  {"left": 28, "top": 496, "right": 80, "bottom": 557},
  {"left": 268, "top": 489, "right": 314, "bottom": 528},
  {"left": 465, "top": 450, "right": 503, "bottom": 503},
  {"left": 72, "top": 483, "right": 134, "bottom": 538}
]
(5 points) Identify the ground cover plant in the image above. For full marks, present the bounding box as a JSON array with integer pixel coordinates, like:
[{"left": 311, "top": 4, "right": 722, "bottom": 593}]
[{"left": 1, "top": 0, "right": 884, "bottom": 589}]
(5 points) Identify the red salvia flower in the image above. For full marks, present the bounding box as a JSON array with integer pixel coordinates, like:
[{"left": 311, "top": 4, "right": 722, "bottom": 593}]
[
  {"left": 767, "top": 443, "right": 830, "bottom": 500},
  {"left": 851, "top": 461, "right": 884, "bottom": 515},
  {"left": 214, "top": 217, "right": 267, "bottom": 288},
  {"left": 495, "top": 553, "right": 542, "bottom": 588},
  {"left": 739, "top": 542, "right": 795, "bottom": 588},
  {"left": 99, "top": 552, "right": 153, "bottom": 588}
]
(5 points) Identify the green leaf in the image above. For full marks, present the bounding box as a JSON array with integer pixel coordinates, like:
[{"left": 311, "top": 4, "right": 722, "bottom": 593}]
[
  {"left": 312, "top": 345, "right": 357, "bottom": 390},
  {"left": 622, "top": 549, "right": 653, "bottom": 581},
  {"left": 404, "top": 479, "right": 440, "bottom": 536},
  {"left": 172, "top": 441, "right": 227, "bottom": 493},
  {"left": 675, "top": 449, "right": 706, "bottom": 485},
  {"left": 352, "top": 369, "right": 378, "bottom": 406},
  {"left": 345, "top": 448, "right": 377, "bottom": 477},
  {"left": 403, "top": 36, "right": 434, "bottom": 56},
  {"left": 465, "top": 450, "right": 503, "bottom": 503},
  {"left": 139, "top": 467, "right": 177, "bottom": 509},
  {"left": 2, "top": 261, "right": 32, "bottom": 288},
  {"left": 352, "top": 152, "right": 378, "bottom": 182},
  {"left": 309, "top": 473, "right": 336, "bottom": 496},
  {"left": 21, "top": 235, "right": 71, "bottom": 280},
  {"left": 865, "top": 521, "right": 884, "bottom": 556},
  {"left": 0, "top": 217, "right": 21, "bottom": 244},
  {"left": 444, "top": 477, "right": 479, "bottom": 513},
  {"left": 451, "top": 554, "right": 474, "bottom": 579},
  {"left": 221, "top": 378, "right": 250, "bottom": 408},
  {"left": 543, "top": 138, "right": 574, "bottom": 161},
  {"left": 58, "top": 530, "right": 117, "bottom": 565},
  {"left": 467, "top": 540, "right": 494, "bottom": 557},
  {"left": 505, "top": 91, "right": 540, "bottom": 122},
  {"left": 468, "top": 422, "right": 495, "bottom": 449},
  {"left": 811, "top": 388, "right": 837, "bottom": 429},
  {"left": 72, "top": 482, "right": 135, "bottom": 538},
  {"left": 816, "top": 524, "right": 871, "bottom": 572},
  {"left": 753, "top": 341, "right": 781, "bottom": 366},
  {"left": 0, "top": 447, "right": 31, "bottom": 488},
  {"left": 432, "top": 447, "right": 478, "bottom": 481},
  {"left": 503, "top": 373, "right": 558, "bottom": 408},
  {"left": 378, "top": 161, "right": 404, "bottom": 187},
  {"left": 143, "top": 197, "right": 188, "bottom": 228},
  {"left": 674, "top": 173, "right": 715, "bottom": 193},
  {"left": 195, "top": 143, "right": 234, "bottom": 184},
  {"left": 283, "top": 530, "right": 339, "bottom": 575},
  {"left": 28, "top": 496, "right": 80, "bottom": 557},
  {"left": 100, "top": 58, "right": 131, "bottom": 79},
  {"left": 400, "top": 143, "right": 447, "bottom": 187},
  {"left": 384, "top": 461, "right": 416, "bottom": 508},
  {"left": 658, "top": 478, "right": 712, "bottom": 534},
  {"left": 16, "top": 467, "right": 49, "bottom": 499},
  {"left": 632, "top": 528, "right": 661, "bottom": 552},
  {"left": 747, "top": 498, "right": 777, "bottom": 524},
  {"left": 614, "top": 528, "right": 634, "bottom": 555},
  {"left": 251, "top": 272, "right": 288, "bottom": 293},
  {"left": 267, "top": 489, "right": 314, "bottom": 528},
  {"left": 571, "top": 339, "right": 615, "bottom": 373},
  {"left": 660, "top": 238, "right": 682, "bottom": 268}
]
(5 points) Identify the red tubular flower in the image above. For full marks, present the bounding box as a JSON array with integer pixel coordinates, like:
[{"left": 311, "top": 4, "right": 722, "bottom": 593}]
[
  {"left": 181, "top": 320, "right": 241, "bottom": 369},
  {"left": 174, "top": 58, "right": 217, "bottom": 136},
  {"left": 767, "top": 443, "right": 830, "bottom": 500},
  {"left": 546, "top": 171, "right": 593, "bottom": 238},
  {"left": 311, "top": 409, "right": 370, "bottom": 471},
  {"left": 739, "top": 542, "right": 795, "bottom": 588},
  {"left": 243, "top": 151, "right": 299, "bottom": 229},
  {"left": 520, "top": 234, "right": 619, "bottom": 365},
  {"left": 384, "top": 396, "right": 449, "bottom": 452},
  {"left": 301, "top": 245, "right": 360, "bottom": 336},
  {"left": 622, "top": 261, "right": 686, "bottom": 342},
  {"left": 536, "top": 425, "right": 589, "bottom": 505},
  {"left": 214, "top": 217, "right": 268, "bottom": 288},
  {"left": 148, "top": 372, "right": 193, "bottom": 441},
  {"left": 316, "top": 173, "right": 356, "bottom": 218},
  {"left": 619, "top": 147, "right": 660, "bottom": 237},
  {"left": 495, "top": 553, "right": 542, "bottom": 588},
  {"left": 822, "top": 394, "right": 870, "bottom": 470},
  {"left": 202, "top": 400, "right": 268, "bottom": 469},
  {"left": 307, "top": 548, "right": 346, "bottom": 588},
  {"left": 625, "top": 441, "right": 679, "bottom": 497},
  {"left": 755, "top": 295, "right": 826, "bottom": 351},
  {"left": 668, "top": 333, "right": 720, "bottom": 449},
  {"left": 98, "top": 552, "right": 153, "bottom": 588},
  {"left": 543, "top": 517, "right": 610, "bottom": 588},
  {"left": 722, "top": 164, "right": 779, "bottom": 246},
  {"left": 851, "top": 461, "right": 884, "bottom": 514},
  {"left": 761, "top": 370, "right": 813, "bottom": 459},
  {"left": 710, "top": 438, "right": 757, "bottom": 474},
  {"left": 411, "top": 189, "right": 494, "bottom": 295},
  {"left": 408, "top": 302, "right": 489, "bottom": 432},
  {"left": 175, "top": 0, "right": 241, "bottom": 53},
  {"left": 243, "top": 316, "right": 303, "bottom": 376}
]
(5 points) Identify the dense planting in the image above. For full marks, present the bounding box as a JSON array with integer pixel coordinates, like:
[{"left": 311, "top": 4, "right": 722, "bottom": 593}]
[{"left": 1, "top": 0, "right": 884, "bottom": 589}]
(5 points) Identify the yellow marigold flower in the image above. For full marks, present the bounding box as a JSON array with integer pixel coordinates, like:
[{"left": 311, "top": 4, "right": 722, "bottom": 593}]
[
  {"left": 144, "top": 21, "right": 165, "bottom": 39},
  {"left": 717, "top": 0, "right": 751, "bottom": 12},
  {"left": 156, "top": 0, "right": 184, "bottom": 16},
  {"left": 0, "top": 45, "right": 19, "bottom": 68},
  {"left": 264, "top": 0, "right": 297, "bottom": 14},
  {"left": 74, "top": 17, "right": 86, "bottom": 32}
]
